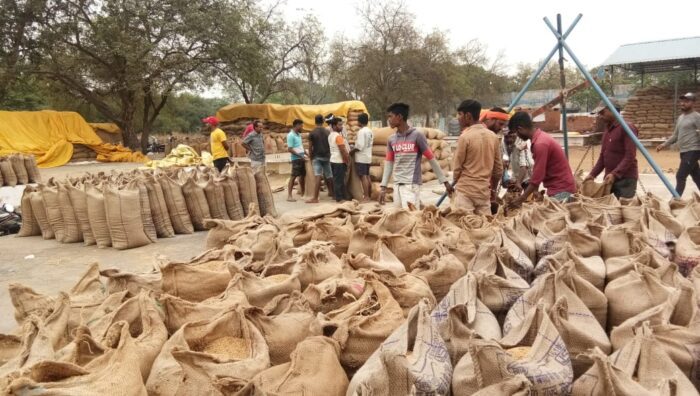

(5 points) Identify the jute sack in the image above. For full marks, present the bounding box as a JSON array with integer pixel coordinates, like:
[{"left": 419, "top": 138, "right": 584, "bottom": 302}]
[
  {"left": 231, "top": 166, "right": 259, "bottom": 216},
  {"left": 8, "top": 283, "right": 56, "bottom": 324},
  {"left": 319, "top": 279, "right": 405, "bottom": 370},
  {"left": 103, "top": 185, "right": 151, "bottom": 250},
  {"left": 674, "top": 201, "right": 700, "bottom": 228},
  {"left": 226, "top": 270, "right": 302, "bottom": 308},
  {"left": 571, "top": 348, "right": 659, "bottom": 396},
  {"left": 302, "top": 276, "right": 366, "bottom": 314},
  {"left": 640, "top": 207, "right": 684, "bottom": 258},
  {"left": 228, "top": 223, "right": 281, "bottom": 265},
  {"left": 344, "top": 246, "right": 407, "bottom": 276},
  {"left": 5, "top": 321, "right": 148, "bottom": 396},
  {"left": 244, "top": 301, "right": 321, "bottom": 366},
  {"left": 453, "top": 307, "right": 573, "bottom": 396},
  {"left": 180, "top": 175, "right": 211, "bottom": 231},
  {"left": 261, "top": 241, "right": 343, "bottom": 289},
  {"left": 65, "top": 183, "right": 95, "bottom": 245},
  {"left": 129, "top": 180, "right": 157, "bottom": 242},
  {"left": 28, "top": 189, "right": 54, "bottom": 239},
  {"left": 142, "top": 175, "right": 175, "bottom": 238},
  {"left": 23, "top": 154, "right": 39, "bottom": 183},
  {"left": 200, "top": 176, "right": 230, "bottom": 220},
  {"left": 0, "top": 157, "right": 17, "bottom": 186},
  {"left": 253, "top": 169, "right": 278, "bottom": 217},
  {"left": 468, "top": 245, "right": 530, "bottom": 316},
  {"left": 9, "top": 154, "right": 28, "bottom": 184},
  {"left": 83, "top": 292, "right": 167, "bottom": 381},
  {"left": 145, "top": 307, "right": 269, "bottom": 396},
  {"left": 371, "top": 207, "right": 417, "bottom": 235},
  {"left": 499, "top": 231, "right": 535, "bottom": 282},
  {"left": 691, "top": 265, "right": 700, "bottom": 306},
  {"left": 674, "top": 226, "right": 700, "bottom": 277},
  {"left": 100, "top": 267, "right": 162, "bottom": 296},
  {"left": 157, "top": 173, "right": 194, "bottom": 234},
  {"left": 160, "top": 261, "right": 232, "bottom": 302},
  {"left": 535, "top": 217, "right": 602, "bottom": 260},
  {"left": 39, "top": 183, "right": 65, "bottom": 242},
  {"left": 606, "top": 246, "right": 670, "bottom": 283},
  {"left": 471, "top": 375, "right": 532, "bottom": 396},
  {"left": 361, "top": 268, "right": 436, "bottom": 317},
  {"left": 430, "top": 273, "right": 502, "bottom": 365},
  {"left": 204, "top": 216, "right": 266, "bottom": 250},
  {"left": 372, "top": 127, "right": 396, "bottom": 145},
  {"left": 57, "top": 183, "right": 83, "bottom": 243},
  {"left": 579, "top": 178, "right": 612, "bottom": 198},
  {"left": 218, "top": 175, "right": 245, "bottom": 220},
  {"left": 410, "top": 245, "right": 466, "bottom": 301},
  {"left": 86, "top": 184, "right": 112, "bottom": 248},
  {"left": 309, "top": 215, "right": 355, "bottom": 257},
  {"left": 243, "top": 336, "right": 348, "bottom": 396},
  {"left": 17, "top": 186, "right": 41, "bottom": 237},
  {"left": 347, "top": 299, "right": 452, "bottom": 396},
  {"left": 159, "top": 286, "right": 249, "bottom": 334},
  {"left": 608, "top": 323, "right": 698, "bottom": 395},
  {"left": 534, "top": 243, "right": 605, "bottom": 291}
]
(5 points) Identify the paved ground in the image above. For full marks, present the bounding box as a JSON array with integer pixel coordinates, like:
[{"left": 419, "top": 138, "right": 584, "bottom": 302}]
[{"left": 0, "top": 154, "right": 697, "bottom": 332}]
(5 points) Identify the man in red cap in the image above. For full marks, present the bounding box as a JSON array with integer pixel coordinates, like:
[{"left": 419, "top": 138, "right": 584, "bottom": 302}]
[{"left": 203, "top": 116, "right": 230, "bottom": 172}]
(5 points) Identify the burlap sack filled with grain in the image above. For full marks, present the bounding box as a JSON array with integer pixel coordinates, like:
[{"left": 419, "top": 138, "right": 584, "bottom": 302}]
[
  {"left": 578, "top": 178, "right": 612, "bottom": 198},
  {"left": 364, "top": 268, "right": 436, "bottom": 318},
  {"left": 146, "top": 307, "right": 269, "bottom": 396},
  {"left": 319, "top": 279, "right": 405, "bottom": 370},
  {"left": 344, "top": 244, "right": 407, "bottom": 276},
  {"left": 39, "top": 183, "right": 65, "bottom": 242},
  {"left": 347, "top": 299, "right": 452, "bottom": 396},
  {"left": 471, "top": 375, "right": 532, "bottom": 396},
  {"left": 349, "top": 226, "right": 435, "bottom": 270},
  {"left": 28, "top": 188, "right": 54, "bottom": 239},
  {"left": 244, "top": 300, "right": 321, "bottom": 365},
  {"left": 285, "top": 215, "right": 354, "bottom": 257},
  {"left": 409, "top": 245, "right": 466, "bottom": 301},
  {"left": 142, "top": 175, "right": 175, "bottom": 238},
  {"left": 204, "top": 215, "right": 268, "bottom": 250},
  {"left": 302, "top": 276, "right": 366, "bottom": 314},
  {"left": 8, "top": 154, "right": 28, "bottom": 184},
  {"left": 640, "top": 207, "right": 684, "bottom": 258},
  {"left": 227, "top": 270, "right": 302, "bottom": 308},
  {"left": 17, "top": 186, "right": 41, "bottom": 237},
  {"left": 56, "top": 182, "right": 83, "bottom": 243},
  {"left": 103, "top": 185, "right": 151, "bottom": 250},
  {"left": 243, "top": 336, "right": 348, "bottom": 396},
  {"left": 453, "top": 308, "right": 574, "bottom": 396},
  {"left": 507, "top": 261, "right": 608, "bottom": 331},
  {"left": 571, "top": 348, "right": 660, "bottom": 396},
  {"left": 129, "top": 180, "right": 157, "bottom": 242},
  {"left": 254, "top": 169, "right": 278, "bottom": 217},
  {"left": 0, "top": 157, "right": 17, "bottom": 186},
  {"left": 160, "top": 260, "right": 232, "bottom": 303},
  {"left": 199, "top": 175, "right": 230, "bottom": 220},
  {"left": 180, "top": 174, "right": 211, "bottom": 231},
  {"left": 99, "top": 268, "right": 162, "bottom": 296},
  {"left": 4, "top": 321, "right": 148, "bottom": 395},
  {"left": 535, "top": 217, "right": 602, "bottom": 259},
  {"left": 228, "top": 223, "right": 282, "bottom": 265},
  {"left": 608, "top": 323, "right": 699, "bottom": 394},
  {"left": 673, "top": 201, "right": 700, "bottom": 228},
  {"left": 231, "top": 166, "right": 259, "bottom": 216},
  {"left": 156, "top": 172, "right": 194, "bottom": 234},
  {"left": 502, "top": 216, "right": 537, "bottom": 263},
  {"left": 413, "top": 206, "right": 475, "bottom": 264},
  {"left": 86, "top": 184, "right": 112, "bottom": 248},
  {"left": 599, "top": 225, "right": 637, "bottom": 260},
  {"left": 262, "top": 241, "right": 342, "bottom": 289},
  {"left": 64, "top": 183, "right": 96, "bottom": 245},
  {"left": 605, "top": 246, "right": 670, "bottom": 283},
  {"left": 534, "top": 243, "right": 605, "bottom": 290},
  {"left": 218, "top": 175, "right": 245, "bottom": 220},
  {"left": 23, "top": 154, "right": 40, "bottom": 183},
  {"left": 430, "top": 273, "right": 502, "bottom": 365},
  {"left": 467, "top": 244, "right": 529, "bottom": 315},
  {"left": 674, "top": 225, "right": 700, "bottom": 276},
  {"left": 159, "top": 286, "right": 249, "bottom": 334},
  {"left": 372, "top": 127, "right": 396, "bottom": 145}
]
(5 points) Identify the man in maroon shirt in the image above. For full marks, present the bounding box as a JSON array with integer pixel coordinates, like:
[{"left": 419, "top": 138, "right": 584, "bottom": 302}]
[
  {"left": 507, "top": 111, "right": 577, "bottom": 206},
  {"left": 584, "top": 99, "right": 639, "bottom": 198}
]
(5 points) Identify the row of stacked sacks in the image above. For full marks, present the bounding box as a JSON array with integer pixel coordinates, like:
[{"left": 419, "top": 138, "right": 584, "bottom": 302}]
[
  {"left": 16, "top": 165, "right": 277, "bottom": 249},
  {"left": 622, "top": 86, "right": 700, "bottom": 139},
  {"left": 0, "top": 154, "right": 40, "bottom": 187},
  {"left": 2, "top": 194, "right": 700, "bottom": 394}
]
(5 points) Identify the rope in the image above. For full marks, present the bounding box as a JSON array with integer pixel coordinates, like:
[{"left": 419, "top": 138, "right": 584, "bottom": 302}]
[{"left": 574, "top": 145, "right": 591, "bottom": 174}]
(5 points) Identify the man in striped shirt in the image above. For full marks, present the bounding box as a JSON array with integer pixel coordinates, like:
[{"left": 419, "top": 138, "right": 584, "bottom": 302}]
[{"left": 379, "top": 103, "right": 452, "bottom": 208}]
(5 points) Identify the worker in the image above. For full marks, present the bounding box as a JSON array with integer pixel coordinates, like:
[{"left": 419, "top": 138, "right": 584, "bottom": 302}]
[
  {"left": 379, "top": 103, "right": 452, "bottom": 208},
  {"left": 584, "top": 99, "right": 639, "bottom": 198},
  {"left": 328, "top": 117, "right": 351, "bottom": 202},
  {"left": 202, "top": 116, "right": 229, "bottom": 172},
  {"left": 242, "top": 123, "right": 254, "bottom": 139},
  {"left": 306, "top": 114, "right": 334, "bottom": 203},
  {"left": 507, "top": 111, "right": 576, "bottom": 205},
  {"left": 451, "top": 100, "right": 503, "bottom": 215},
  {"left": 286, "top": 119, "right": 306, "bottom": 201},
  {"left": 241, "top": 119, "right": 266, "bottom": 174},
  {"left": 657, "top": 92, "right": 700, "bottom": 196},
  {"left": 351, "top": 112, "right": 373, "bottom": 201},
  {"left": 511, "top": 130, "right": 533, "bottom": 188},
  {"left": 481, "top": 107, "right": 511, "bottom": 212}
]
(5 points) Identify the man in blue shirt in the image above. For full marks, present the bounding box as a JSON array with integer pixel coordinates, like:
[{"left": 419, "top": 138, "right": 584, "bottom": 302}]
[{"left": 286, "top": 119, "right": 306, "bottom": 201}]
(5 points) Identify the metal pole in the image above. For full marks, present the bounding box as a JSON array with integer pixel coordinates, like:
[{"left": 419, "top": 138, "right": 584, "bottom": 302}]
[
  {"left": 543, "top": 17, "right": 680, "bottom": 198},
  {"left": 557, "top": 14, "right": 569, "bottom": 159}
]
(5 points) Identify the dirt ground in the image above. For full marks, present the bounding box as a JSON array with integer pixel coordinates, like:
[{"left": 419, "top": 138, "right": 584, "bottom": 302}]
[{"left": 0, "top": 150, "right": 696, "bottom": 332}]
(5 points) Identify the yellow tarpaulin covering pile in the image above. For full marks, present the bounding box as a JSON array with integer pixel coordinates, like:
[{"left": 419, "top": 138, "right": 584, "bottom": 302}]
[
  {"left": 0, "top": 110, "right": 146, "bottom": 168},
  {"left": 215, "top": 100, "right": 369, "bottom": 131},
  {"left": 145, "top": 144, "right": 213, "bottom": 169},
  {"left": 88, "top": 123, "right": 121, "bottom": 134}
]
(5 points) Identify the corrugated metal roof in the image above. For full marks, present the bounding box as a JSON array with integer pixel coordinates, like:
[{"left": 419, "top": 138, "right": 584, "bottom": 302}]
[{"left": 601, "top": 36, "right": 700, "bottom": 66}]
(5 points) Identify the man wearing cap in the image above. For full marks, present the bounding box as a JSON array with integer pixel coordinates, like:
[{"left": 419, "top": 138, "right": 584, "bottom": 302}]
[
  {"left": 242, "top": 120, "right": 266, "bottom": 174},
  {"left": 584, "top": 99, "right": 639, "bottom": 198},
  {"left": 203, "top": 116, "right": 230, "bottom": 172},
  {"left": 657, "top": 92, "right": 700, "bottom": 196},
  {"left": 481, "top": 107, "right": 511, "bottom": 211}
]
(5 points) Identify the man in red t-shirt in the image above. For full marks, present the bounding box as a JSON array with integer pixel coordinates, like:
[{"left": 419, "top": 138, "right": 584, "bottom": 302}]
[{"left": 507, "top": 111, "right": 576, "bottom": 206}]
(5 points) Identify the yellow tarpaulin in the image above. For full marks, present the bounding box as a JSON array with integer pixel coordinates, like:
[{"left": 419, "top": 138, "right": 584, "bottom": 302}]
[
  {"left": 88, "top": 122, "right": 121, "bottom": 133},
  {"left": 215, "top": 100, "right": 369, "bottom": 131},
  {"left": 0, "top": 110, "right": 146, "bottom": 168}
]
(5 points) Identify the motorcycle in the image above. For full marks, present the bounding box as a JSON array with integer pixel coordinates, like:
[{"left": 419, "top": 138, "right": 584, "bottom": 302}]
[{"left": 0, "top": 203, "right": 22, "bottom": 236}]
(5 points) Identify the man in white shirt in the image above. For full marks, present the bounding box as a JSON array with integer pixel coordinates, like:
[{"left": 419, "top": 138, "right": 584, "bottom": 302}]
[{"left": 351, "top": 113, "right": 373, "bottom": 201}]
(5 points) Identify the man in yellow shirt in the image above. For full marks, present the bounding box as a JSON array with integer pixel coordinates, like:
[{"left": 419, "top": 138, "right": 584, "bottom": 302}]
[{"left": 203, "top": 116, "right": 230, "bottom": 172}]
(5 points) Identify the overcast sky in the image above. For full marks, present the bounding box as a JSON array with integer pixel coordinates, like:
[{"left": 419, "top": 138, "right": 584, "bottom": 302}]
[{"left": 280, "top": 0, "right": 700, "bottom": 73}]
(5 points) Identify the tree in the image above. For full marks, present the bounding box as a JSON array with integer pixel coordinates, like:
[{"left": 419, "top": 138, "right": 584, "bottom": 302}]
[{"left": 33, "top": 0, "right": 220, "bottom": 151}]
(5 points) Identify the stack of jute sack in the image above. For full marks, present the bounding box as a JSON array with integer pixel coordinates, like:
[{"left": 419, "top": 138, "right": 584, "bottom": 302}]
[
  {"left": 2, "top": 192, "right": 700, "bottom": 395},
  {"left": 70, "top": 144, "right": 98, "bottom": 162},
  {"left": 622, "top": 86, "right": 700, "bottom": 139},
  {"left": 16, "top": 165, "right": 276, "bottom": 250},
  {"left": 0, "top": 154, "right": 40, "bottom": 187}
]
